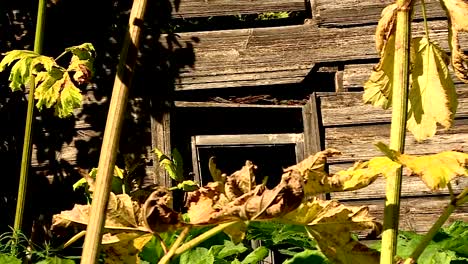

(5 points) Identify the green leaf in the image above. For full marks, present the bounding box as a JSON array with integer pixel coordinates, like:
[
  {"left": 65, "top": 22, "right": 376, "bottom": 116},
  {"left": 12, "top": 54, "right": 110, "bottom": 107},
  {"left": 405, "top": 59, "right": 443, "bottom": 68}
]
[
  {"left": 283, "top": 249, "right": 329, "bottom": 264},
  {"left": 215, "top": 240, "right": 247, "bottom": 259},
  {"left": 153, "top": 148, "right": 182, "bottom": 182},
  {"left": 240, "top": 246, "right": 269, "bottom": 264},
  {"left": 73, "top": 178, "right": 88, "bottom": 191},
  {"left": 407, "top": 37, "right": 458, "bottom": 141},
  {"left": 65, "top": 43, "right": 95, "bottom": 84},
  {"left": 180, "top": 247, "right": 214, "bottom": 264},
  {"left": 35, "top": 256, "right": 75, "bottom": 264},
  {"left": 140, "top": 233, "right": 177, "bottom": 264},
  {"left": 0, "top": 253, "right": 21, "bottom": 264},
  {"left": 172, "top": 148, "right": 184, "bottom": 181}
]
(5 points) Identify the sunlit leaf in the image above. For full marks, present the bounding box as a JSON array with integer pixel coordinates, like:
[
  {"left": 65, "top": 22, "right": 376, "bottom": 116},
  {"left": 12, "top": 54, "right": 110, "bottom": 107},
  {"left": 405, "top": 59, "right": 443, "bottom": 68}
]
[
  {"left": 281, "top": 199, "right": 381, "bottom": 264},
  {"left": 376, "top": 142, "right": 468, "bottom": 190},
  {"left": 283, "top": 249, "right": 329, "bottom": 264},
  {"left": 65, "top": 43, "right": 95, "bottom": 84},
  {"left": 0, "top": 254, "right": 21, "bottom": 264},
  {"left": 180, "top": 247, "right": 214, "bottom": 264},
  {"left": 440, "top": 0, "right": 468, "bottom": 83},
  {"left": 142, "top": 188, "right": 182, "bottom": 233},
  {"left": 407, "top": 37, "right": 458, "bottom": 140},
  {"left": 153, "top": 148, "right": 183, "bottom": 182},
  {"left": 101, "top": 233, "right": 152, "bottom": 264},
  {"left": 173, "top": 180, "right": 199, "bottom": 192},
  {"left": 363, "top": 34, "right": 395, "bottom": 109},
  {"left": 209, "top": 156, "right": 225, "bottom": 183},
  {"left": 223, "top": 221, "right": 248, "bottom": 244},
  {"left": 35, "top": 256, "right": 75, "bottom": 264},
  {"left": 225, "top": 160, "right": 256, "bottom": 200}
]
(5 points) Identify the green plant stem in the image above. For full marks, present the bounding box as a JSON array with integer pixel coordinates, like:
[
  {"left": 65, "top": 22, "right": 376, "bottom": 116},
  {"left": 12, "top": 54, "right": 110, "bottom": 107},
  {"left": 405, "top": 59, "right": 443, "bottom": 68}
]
[
  {"left": 403, "top": 188, "right": 468, "bottom": 264},
  {"left": 62, "top": 231, "right": 86, "bottom": 249},
  {"left": 173, "top": 222, "right": 238, "bottom": 257},
  {"left": 381, "top": 0, "right": 413, "bottom": 263},
  {"left": 14, "top": 0, "right": 46, "bottom": 234},
  {"left": 420, "top": 0, "right": 430, "bottom": 39},
  {"left": 80, "top": 0, "right": 147, "bottom": 263},
  {"left": 158, "top": 226, "right": 191, "bottom": 264}
]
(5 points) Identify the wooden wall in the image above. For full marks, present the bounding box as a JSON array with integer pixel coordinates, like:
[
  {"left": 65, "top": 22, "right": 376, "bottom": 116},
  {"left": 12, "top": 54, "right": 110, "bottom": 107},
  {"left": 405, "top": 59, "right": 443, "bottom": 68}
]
[{"left": 37, "top": 0, "right": 468, "bottom": 234}]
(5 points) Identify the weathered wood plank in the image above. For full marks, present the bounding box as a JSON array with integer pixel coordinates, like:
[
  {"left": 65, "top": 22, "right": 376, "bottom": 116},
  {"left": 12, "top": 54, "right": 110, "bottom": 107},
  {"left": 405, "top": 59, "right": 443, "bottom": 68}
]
[
  {"left": 343, "top": 197, "right": 468, "bottom": 233},
  {"left": 325, "top": 119, "right": 468, "bottom": 163},
  {"left": 319, "top": 86, "right": 468, "bottom": 126},
  {"left": 172, "top": 0, "right": 306, "bottom": 18},
  {"left": 329, "top": 162, "right": 468, "bottom": 200},
  {"left": 193, "top": 133, "right": 304, "bottom": 146},
  {"left": 174, "top": 101, "right": 303, "bottom": 109},
  {"left": 172, "top": 21, "right": 466, "bottom": 90},
  {"left": 313, "top": 0, "right": 447, "bottom": 27},
  {"left": 302, "top": 93, "right": 322, "bottom": 155}
]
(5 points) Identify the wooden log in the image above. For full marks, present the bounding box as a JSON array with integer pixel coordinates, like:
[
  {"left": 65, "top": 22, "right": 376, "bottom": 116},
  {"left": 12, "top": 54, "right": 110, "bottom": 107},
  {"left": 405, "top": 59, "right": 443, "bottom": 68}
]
[
  {"left": 313, "top": 0, "right": 447, "bottom": 27},
  {"left": 171, "top": 21, "right": 467, "bottom": 90},
  {"left": 342, "top": 197, "right": 468, "bottom": 234},
  {"left": 329, "top": 162, "right": 468, "bottom": 200},
  {"left": 171, "top": 0, "right": 306, "bottom": 18},
  {"left": 319, "top": 86, "right": 468, "bottom": 126},
  {"left": 324, "top": 119, "right": 468, "bottom": 163}
]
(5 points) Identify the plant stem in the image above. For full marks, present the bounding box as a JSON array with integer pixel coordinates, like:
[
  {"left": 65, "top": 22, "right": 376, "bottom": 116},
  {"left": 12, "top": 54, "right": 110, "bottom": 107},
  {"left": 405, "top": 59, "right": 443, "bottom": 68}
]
[
  {"left": 158, "top": 226, "right": 191, "bottom": 264},
  {"left": 420, "top": 0, "right": 430, "bottom": 39},
  {"left": 173, "top": 222, "right": 238, "bottom": 257},
  {"left": 403, "top": 188, "right": 468, "bottom": 264},
  {"left": 380, "top": 0, "right": 413, "bottom": 263},
  {"left": 79, "top": 0, "right": 147, "bottom": 263},
  {"left": 63, "top": 231, "right": 86, "bottom": 249},
  {"left": 14, "top": 0, "right": 46, "bottom": 234}
]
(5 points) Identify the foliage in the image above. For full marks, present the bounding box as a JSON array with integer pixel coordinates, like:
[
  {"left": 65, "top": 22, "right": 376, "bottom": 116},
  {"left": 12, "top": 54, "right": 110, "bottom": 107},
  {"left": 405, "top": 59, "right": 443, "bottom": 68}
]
[
  {"left": 370, "top": 221, "right": 468, "bottom": 263},
  {"left": 0, "top": 43, "right": 95, "bottom": 118}
]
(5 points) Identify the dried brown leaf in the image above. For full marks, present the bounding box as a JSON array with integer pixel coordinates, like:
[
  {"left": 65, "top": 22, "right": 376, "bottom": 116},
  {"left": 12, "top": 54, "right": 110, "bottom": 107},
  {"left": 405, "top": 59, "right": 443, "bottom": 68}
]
[
  {"left": 225, "top": 160, "right": 256, "bottom": 200},
  {"left": 101, "top": 233, "right": 153, "bottom": 264},
  {"left": 142, "top": 188, "right": 182, "bottom": 233},
  {"left": 376, "top": 3, "right": 398, "bottom": 54}
]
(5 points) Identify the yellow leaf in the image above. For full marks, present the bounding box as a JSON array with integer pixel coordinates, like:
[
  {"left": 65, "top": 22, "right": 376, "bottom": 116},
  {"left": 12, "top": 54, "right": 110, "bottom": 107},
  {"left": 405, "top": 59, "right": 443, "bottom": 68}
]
[
  {"left": 440, "top": 0, "right": 468, "bottom": 83},
  {"left": 101, "top": 233, "right": 153, "bottom": 264},
  {"left": 363, "top": 34, "right": 395, "bottom": 109},
  {"left": 407, "top": 37, "right": 458, "bottom": 141},
  {"left": 376, "top": 142, "right": 468, "bottom": 190},
  {"left": 284, "top": 149, "right": 398, "bottom": 196},
  {"left": 281, "top": 199, "right": 381, "bottom": 264}
]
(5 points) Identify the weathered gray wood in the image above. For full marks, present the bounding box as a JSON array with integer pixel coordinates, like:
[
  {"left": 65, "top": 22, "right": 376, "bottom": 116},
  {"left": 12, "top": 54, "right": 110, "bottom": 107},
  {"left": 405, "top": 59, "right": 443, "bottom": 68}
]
[
  {"left": 325, "top": 119, "right": 468, "bottom": 163},
  {"left": 329, "top": 162, "right": 468, "bottom": 199},
  {"left": 193, "top": 133, "right": 304, "bottom": 146},
  {"left": 172, "top": 21, "right": 466, "bottom": 90},
  {"left": 343, "top": 197, "right": 468, "bottom": 234},
  {"left": 151, "top": 111, "right": 172, "bottom": 187},
  {"left": 319, "top": 86, "right": 468, "bottom": 126},
  {"left": 302, "top": 93, "right": 322, "bottom": 156},
  {"left": 172, "top": 0, "right": 306, "bottom": 18},
  {"left": 174, "top": 101, "right": 303, "bottom": 109},
  {"left": 313, "top": 0, "right": 447, "bottom": 27}
]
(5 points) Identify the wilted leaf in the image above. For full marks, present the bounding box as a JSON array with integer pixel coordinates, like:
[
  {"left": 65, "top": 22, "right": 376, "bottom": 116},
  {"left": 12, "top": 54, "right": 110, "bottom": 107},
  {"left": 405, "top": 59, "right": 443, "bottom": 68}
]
[
  {"left": 364, "top": 34, "right": 395, "bottom": 109},
  {"left": 101, "top": 233, "right": 152, "bottom": 264},
  {"left": 52, "top": 193, "right": 146, "bottom": 232},
  {"left": 281, "top": 199, "right": 381, "bottom": 264},
  {"left": 143, "top": 188, "right": 182, "bottom": 233},
  {"left": 209, "top": 156, "right": 225, "bottom": 183},
  {"left": 440, "top": 0, "right": 468, "bottom": 83},
  {"left": 284, "top": 149, "right": 397, "bottom": 196},
  {"left": 65, "top": 43, "right": 95, "bottom": 84},
  {"left": 375, "top": 3, "right": 398, "bottom": 54},
  {"left": 407, "top": 37, "right": 458, "bottom": 140},
  {"left": 376, "top": 142, "right": 468, "bottom": 190},
  {"left": 225, "top": 161, "right": 256, "bottom": 200}
]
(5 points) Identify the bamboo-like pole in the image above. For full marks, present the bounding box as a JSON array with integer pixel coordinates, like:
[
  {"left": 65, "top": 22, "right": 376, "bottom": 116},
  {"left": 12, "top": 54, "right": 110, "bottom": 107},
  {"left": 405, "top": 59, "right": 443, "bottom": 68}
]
[
  {"left": 80, "top": 0, "right": 148, "bottom": 263},
  {"left": 380, "top": 0, "right": 413, "bottom": 263},
  {"left": 14, "top": 0, "right": 46, "bottom": 232}
]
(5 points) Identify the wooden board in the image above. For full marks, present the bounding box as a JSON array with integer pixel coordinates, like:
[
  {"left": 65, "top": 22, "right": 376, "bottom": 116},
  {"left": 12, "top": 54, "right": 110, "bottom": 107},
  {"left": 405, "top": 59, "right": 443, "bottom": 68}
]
[
  {"left": 319, "top": 87, "right": 468, "bottom": 126},
  {"left": 329, "top": 162, "right": 468, "bottom": 199},
  {"left": 313, "top": 0, "right": 447, "bottom": 27},
  {"left": 171, "top": 21, "right": 466, "bottom": 90},
  {"left": 343, "top": 196, "right": 468, "bottom": 233},
  {"left": 324, "top": 118, "right": 468, "bottom": 163},
  {"left": 172, "top": 0, "right": 306, "bottom": 18}
]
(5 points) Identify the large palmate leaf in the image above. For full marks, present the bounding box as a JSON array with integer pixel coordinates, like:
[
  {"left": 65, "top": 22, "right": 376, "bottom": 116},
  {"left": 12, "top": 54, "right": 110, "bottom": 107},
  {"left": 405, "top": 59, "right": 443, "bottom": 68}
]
[
  {"left": 284, "top": 148, "right": 399, "bottom": 197},
  {"left": 377, "top": 142, "right": 468, "bottom": 190},
  {"left": 0, "top": 44, "right": 95, "bottom": 118},
  {"left": 439, "top": 0, "right": 468, "bottom": 83},
  {"left": 407, "top": 37, "right": 458, "bottom": 141},
  {"left": 281, "top": 199, "right": 381, "bottom": 264}
]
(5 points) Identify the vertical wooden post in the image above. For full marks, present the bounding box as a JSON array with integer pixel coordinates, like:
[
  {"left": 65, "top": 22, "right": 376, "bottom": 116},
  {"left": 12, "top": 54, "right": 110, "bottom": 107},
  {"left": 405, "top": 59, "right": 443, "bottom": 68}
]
[
  {"left": 302, "top": 93, "right": 322, "bottom": 156},
  {"left": 80, "top": 0, "right": 147, "bottom": 263},
  {"left": 151, "top": 109, "right": 172, "bottom": 187}
]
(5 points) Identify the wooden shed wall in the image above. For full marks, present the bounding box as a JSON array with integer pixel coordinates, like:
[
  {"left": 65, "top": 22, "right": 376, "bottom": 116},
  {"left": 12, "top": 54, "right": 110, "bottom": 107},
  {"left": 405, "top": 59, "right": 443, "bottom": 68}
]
[{"left": 31, "top": 0, "right": 468, "bottom": 234}]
